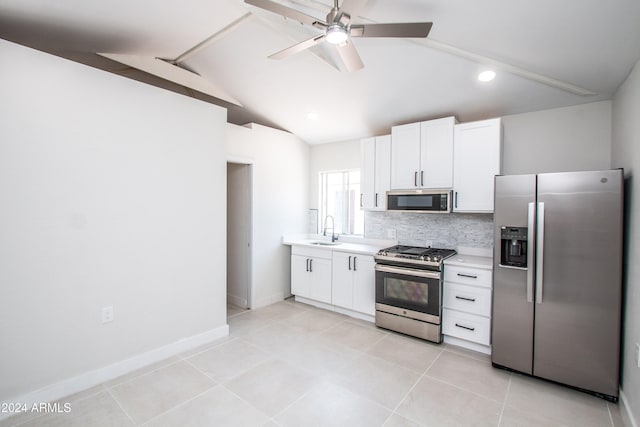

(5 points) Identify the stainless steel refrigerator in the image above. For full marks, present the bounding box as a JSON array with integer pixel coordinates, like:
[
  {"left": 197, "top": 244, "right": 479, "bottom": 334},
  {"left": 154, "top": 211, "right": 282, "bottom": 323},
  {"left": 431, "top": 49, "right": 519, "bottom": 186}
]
[{"left": 491, "top": 169, "right": 623, "bottom": 401}]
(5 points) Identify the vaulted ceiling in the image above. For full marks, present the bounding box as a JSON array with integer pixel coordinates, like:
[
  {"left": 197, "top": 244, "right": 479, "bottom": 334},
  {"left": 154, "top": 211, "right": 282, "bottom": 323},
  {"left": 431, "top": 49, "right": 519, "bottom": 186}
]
[{"left": 1, "top": 0, "right": 640, "bottom": 144}]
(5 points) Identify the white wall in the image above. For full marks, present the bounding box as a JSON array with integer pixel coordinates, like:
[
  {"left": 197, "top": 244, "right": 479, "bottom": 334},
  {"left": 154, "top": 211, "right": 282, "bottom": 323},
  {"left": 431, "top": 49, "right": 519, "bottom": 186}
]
[
  {"left": 309, "top": 139, "right": 361, "bottom": 210},
  {"left": 501, "top": 101, "right": 612, "bottom": 174},
  {"left": 612, "top": 59, "right": 640, "bottom": 426},
  {"left": 0, "top": 40, "right": 228, "bottom": 403},
  {"left": 227, "top": 123, "right": 309, "bottom": 308}
]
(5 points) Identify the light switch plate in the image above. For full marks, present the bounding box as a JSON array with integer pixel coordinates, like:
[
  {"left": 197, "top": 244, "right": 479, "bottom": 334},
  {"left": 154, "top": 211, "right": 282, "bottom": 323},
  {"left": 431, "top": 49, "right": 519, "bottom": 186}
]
[{"left": 102, "top": 306, "right": 114, "bottom": 324}]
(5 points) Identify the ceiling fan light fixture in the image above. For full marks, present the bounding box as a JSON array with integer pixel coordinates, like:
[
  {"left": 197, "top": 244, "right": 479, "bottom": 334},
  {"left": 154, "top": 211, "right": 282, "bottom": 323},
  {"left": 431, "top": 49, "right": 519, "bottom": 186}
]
[
  {"left": 478, "top": 70, "right": 496, "bottom": 82},
  {"left": 326, "top": 25, "right": 349, "bottom": 44}
]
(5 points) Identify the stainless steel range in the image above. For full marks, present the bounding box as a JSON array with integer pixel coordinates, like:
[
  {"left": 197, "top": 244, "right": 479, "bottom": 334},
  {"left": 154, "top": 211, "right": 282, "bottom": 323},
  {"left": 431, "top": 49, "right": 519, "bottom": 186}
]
[{"left": 374, "top": 245, "right": 456, "bottom": 343}]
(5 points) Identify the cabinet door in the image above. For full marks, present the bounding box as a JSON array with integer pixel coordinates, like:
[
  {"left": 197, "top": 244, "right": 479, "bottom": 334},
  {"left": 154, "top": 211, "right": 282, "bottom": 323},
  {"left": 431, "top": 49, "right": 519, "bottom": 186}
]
[
  {"left": 309, "top": 257, "right": 332, "bottom": 304},
  {"left": 391, "top": 123, "right": 421, "bottom": 189},
  {"left": 291, "top": 255, "right": 310, "bottom": 298},
  {"left": 360, "top": 137, "right": 376, "bottom": 210},
  {"left": 421, "top": 117, "right": 454, "bottom": 189},
  {"left": 374, "top": 135, "right": 391, "bottom": 210},
  {"left": 332, "top": 252, "right": 354, "bottom": 309},
  {"left": 453, "top": 118, "right": 502, "bottom": 212},
  {"left": 352, "top": 256, "right": 375, "bottom": 315}
]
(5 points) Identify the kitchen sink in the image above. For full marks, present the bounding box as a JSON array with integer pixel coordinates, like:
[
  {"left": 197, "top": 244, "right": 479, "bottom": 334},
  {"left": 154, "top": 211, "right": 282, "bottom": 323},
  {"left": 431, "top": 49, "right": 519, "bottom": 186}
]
[{"left": 309, "top": 241, "right": 341, "bottom": 246}]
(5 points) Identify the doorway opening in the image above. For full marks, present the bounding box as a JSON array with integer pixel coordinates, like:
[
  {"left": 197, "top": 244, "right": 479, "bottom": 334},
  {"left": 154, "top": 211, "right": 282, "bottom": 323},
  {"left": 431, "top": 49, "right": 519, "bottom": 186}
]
[{"left": 227, "top": 161, "right": 253, "bottom": 315}]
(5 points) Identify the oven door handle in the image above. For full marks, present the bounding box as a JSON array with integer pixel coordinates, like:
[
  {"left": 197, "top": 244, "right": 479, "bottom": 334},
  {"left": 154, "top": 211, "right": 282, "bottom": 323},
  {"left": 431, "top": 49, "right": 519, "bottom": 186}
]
[{"left": 375, "top": 264, "right": 441, "bottom": 280}]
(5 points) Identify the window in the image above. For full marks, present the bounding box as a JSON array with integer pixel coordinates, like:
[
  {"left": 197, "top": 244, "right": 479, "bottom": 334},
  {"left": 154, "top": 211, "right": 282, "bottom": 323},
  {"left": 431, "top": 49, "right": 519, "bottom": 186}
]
[{"left": 319, "top": 170, "right": 364, "bottom": 236}]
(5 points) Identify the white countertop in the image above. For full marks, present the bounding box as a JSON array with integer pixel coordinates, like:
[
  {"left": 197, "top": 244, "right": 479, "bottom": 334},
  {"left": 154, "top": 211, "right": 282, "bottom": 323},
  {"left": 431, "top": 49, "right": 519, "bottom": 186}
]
[
  {"left": 282, "top": 234, "right": 395, "bottom": 256},
  {"left": 445, "top": 253, "right": 493, "bottom": 270}
]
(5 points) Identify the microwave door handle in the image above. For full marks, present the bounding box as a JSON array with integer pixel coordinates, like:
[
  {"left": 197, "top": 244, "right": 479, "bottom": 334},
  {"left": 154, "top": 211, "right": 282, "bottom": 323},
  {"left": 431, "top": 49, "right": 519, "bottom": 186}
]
[
  {"left": 536, "top": 202, "right": 545, "bottom": 304},
  {"left": 526, "top": 202, "right": 535, "bottom": 303}
]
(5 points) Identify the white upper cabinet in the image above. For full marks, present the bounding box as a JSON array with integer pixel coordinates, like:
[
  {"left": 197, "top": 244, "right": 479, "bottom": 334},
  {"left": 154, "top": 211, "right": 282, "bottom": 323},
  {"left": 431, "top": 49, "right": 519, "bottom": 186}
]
[
  {"left": 391, "top": 117, "right": 455, "bottom": 190},
  {"left": 391, "top": 123, "right": 421, "bottom": 189},
  {"left": 452, "top": 118, "right": 502, "bottom": 213},
  {"left": 360, "top": 135, "right": 391, "bottom": 211},
  {"left": 421, "top": 118, "right": 454, "bottom": 188}
]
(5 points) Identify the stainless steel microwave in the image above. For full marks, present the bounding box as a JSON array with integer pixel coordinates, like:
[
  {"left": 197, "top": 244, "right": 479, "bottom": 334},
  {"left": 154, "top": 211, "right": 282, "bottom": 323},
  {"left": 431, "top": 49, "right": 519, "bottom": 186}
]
[{"left": 387, "top": 190, "right": 452, "bottom": 213}]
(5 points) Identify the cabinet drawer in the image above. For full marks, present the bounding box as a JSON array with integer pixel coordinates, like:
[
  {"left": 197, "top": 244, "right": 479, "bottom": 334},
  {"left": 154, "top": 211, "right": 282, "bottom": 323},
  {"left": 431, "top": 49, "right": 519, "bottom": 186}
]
[
  {"left": 442, "top": 309, "right": 490, "bottom": 345},
  {"left": 444, "top": 265, "right": 492, "bottom": 288},
  {"left": 291, "top": 245, "right": 332, "bottom": 259},
  {"left": 443, "top": 283, "right": 492, "bottom": 317}
]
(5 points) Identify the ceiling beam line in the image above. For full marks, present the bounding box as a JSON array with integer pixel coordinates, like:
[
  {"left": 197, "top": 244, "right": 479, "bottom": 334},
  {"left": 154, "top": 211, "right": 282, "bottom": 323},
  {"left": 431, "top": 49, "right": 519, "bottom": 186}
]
[
  {"left": 173, "top": 12, "right": 253, "bottom": 64},
  {"left": 414, "top": 38, "right": 597, "bottom": 97},
  {"left": 353, "top": 14, "right": 598, "bottom": 97}
]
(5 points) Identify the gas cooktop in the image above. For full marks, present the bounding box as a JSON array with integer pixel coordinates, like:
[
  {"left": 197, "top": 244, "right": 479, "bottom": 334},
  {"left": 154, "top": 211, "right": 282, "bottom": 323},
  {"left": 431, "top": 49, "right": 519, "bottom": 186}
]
[{"left": 374, "top": 245, "right": 456, "bottom": 268}]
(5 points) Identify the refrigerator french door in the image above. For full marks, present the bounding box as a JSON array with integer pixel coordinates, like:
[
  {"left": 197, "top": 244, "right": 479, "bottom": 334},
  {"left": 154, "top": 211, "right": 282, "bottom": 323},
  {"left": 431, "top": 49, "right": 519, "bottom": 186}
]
[{"left": 491, "top": 170, "right": 623, "bottom": 401}]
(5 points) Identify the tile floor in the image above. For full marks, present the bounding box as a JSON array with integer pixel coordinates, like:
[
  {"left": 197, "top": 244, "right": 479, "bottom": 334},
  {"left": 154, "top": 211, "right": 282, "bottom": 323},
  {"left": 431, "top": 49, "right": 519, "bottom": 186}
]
[{"left": 0, "top": 300, "right": 627, "bottom": 426}]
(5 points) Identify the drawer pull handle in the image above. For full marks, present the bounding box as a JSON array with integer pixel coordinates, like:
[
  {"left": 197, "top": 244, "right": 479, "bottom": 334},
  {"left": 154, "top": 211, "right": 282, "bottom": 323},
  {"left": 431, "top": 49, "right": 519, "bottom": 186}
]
[
  {"left": 455, "top": 323, "right": 475, "bottom": 332},
  {"left": 455, "top": 295, "right": 476, "bottom": 302},
  {"left": 457, "top": 273, "right": 478, "bottom": 279}
]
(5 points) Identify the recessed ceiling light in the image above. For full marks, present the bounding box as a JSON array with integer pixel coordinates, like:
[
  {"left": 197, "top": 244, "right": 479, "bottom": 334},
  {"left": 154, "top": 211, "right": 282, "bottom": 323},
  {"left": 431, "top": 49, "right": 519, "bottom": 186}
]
[
  {"left": 307, "top": 112, "right": 319, "bottom": 120},
  {"left": 478, "top": 70, "right": 496, "bottom": 82}
]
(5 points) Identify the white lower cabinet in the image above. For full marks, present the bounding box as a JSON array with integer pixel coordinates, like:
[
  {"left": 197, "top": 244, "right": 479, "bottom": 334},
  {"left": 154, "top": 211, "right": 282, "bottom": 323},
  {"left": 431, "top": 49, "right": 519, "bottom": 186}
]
[
  {"left": 352, "top": 257, "right": 375, "bottom": 315},
  {"left": 442, "top": 262, "right": 493, "bottom": 349},
  {"left": 331, "top": 252, "right": 354, "bottom": 309},
  {"left": 442, "top": 309, "right": 491, "bottom": 345},
  {"left": 332, "top": 251, "right": 375, "bottom": 316},
  {"left": 291, "top": 246, "right": 332, "bottom": 304}
]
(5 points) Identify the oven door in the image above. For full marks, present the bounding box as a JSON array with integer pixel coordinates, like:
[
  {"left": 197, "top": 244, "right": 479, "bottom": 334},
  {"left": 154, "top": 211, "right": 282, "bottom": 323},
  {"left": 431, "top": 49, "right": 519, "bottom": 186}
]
[{"left": 375, "top": 264, "right": 441, "bottom": 323}]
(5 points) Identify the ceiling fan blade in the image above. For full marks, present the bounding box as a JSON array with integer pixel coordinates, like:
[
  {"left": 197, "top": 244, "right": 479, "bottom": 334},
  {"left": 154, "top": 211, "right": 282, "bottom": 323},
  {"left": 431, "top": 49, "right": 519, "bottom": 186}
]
[
  {"left": 335, "top": 40, "right": 364, "bottom": 72},
  {"left": 244, "top": 0, "right": 324, "bottom": 27},
  {"left": 269, "top": 34, "right": 326, "bottom": 60},
  {"left": 339, "top": 0, "right": 369, "bottom": 18},
  {"left": 350, "top": 22, "right": 432, "bottom": 38}
]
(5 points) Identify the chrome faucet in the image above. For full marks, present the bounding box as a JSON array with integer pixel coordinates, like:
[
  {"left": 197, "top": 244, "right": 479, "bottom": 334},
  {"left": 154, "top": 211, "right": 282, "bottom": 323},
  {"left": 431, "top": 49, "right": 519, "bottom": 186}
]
[{"left": 323, "top": 215, "right": 338, "bottom": 242}]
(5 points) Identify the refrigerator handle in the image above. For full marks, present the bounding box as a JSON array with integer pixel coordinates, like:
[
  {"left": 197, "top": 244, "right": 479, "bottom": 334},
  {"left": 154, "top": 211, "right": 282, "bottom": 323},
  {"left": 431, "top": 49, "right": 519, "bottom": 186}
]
[
  {"left": 527, "top": 202, "right": 536, "bottom": 303},
  {"left": 536, "top": 202, "right": 545, "bottom": 304}
]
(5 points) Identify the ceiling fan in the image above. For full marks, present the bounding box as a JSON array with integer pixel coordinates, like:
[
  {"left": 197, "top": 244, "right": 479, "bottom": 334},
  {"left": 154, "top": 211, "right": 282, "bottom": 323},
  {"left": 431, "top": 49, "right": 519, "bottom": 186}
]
[{"left": 245, "top": 0, "right": 433, "bottom": 72}]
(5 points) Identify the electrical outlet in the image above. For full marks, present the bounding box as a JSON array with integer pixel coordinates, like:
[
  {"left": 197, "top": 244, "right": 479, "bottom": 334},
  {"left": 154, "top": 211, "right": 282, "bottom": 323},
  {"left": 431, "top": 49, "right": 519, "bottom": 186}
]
[
  {"left": 636, "top": 343, "right": 640, "bottom": 368},
  {"left": 101, "top": 306, "right": 114, "bottom": 324},
  {"left": 387, "top": 228, "right": 397, "bottom": 239}
]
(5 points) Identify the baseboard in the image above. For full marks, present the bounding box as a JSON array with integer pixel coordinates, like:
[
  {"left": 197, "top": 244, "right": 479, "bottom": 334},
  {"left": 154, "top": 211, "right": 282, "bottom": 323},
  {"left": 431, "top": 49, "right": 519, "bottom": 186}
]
[
  {"left": 227, "top": 293, "right": 247, "bottom": 309},
  {"left": 443, "top": 335, "right": 492, "bottom": 355},
  {"left": 294, "top": 296, "right": 375, "bottom": 323},
  {"left": 620, "top": 389, "right": 639, "bottom": 427},
  {"left": 0, "top": 324, "right": 229, "bottom": 422},
  {"left": 252, "top": 292, "right": 286, "bottom": 309}
]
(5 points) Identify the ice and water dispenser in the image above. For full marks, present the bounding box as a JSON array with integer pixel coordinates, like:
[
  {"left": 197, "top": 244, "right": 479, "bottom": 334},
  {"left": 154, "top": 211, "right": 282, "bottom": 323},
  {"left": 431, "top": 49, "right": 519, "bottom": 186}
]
[{"left": 500, "top": 226, "right": 528, "bottom": 268}]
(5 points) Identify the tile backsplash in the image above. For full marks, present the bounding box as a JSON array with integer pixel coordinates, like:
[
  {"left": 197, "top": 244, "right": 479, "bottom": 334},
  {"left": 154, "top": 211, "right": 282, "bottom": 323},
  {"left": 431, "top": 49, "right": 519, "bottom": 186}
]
[{"left": 365, "top": 211, "right": 493, "bottom": 249}]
